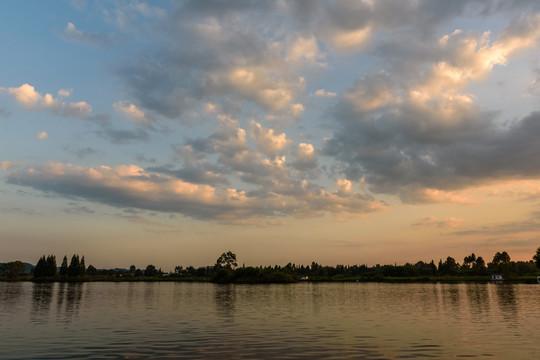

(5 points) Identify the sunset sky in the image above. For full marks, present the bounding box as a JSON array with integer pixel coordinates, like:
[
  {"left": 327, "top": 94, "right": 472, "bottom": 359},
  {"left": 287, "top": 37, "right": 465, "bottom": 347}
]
[{"left": 2, "top": 0, "right": 540, "bottom": 270}]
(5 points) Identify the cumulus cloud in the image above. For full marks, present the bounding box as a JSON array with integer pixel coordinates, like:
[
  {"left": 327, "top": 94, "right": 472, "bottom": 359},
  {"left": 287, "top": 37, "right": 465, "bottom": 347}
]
[
  {"left": 113, "top": 100, "right": 151, "bottom": 125},
  {"left": 249, "top": 121, "right": 290, "bottom": 157},
  {"left": 293, "top": 143, "right": 318, "bottom": 171},
  {"left": 1, "top": 83, "right": 92, "bottom": 118},
  {"left": 324, "top": 13, "right": 540, "bottom": 202},
  {"left": 5, "top": 162, "right": 387, "bottom": 223}
]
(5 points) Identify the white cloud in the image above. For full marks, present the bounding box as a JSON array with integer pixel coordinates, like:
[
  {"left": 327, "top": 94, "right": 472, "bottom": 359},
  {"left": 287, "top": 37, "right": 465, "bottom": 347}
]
[
  {"left": 62, "top": 22, "right": 114, "bottom": 47},
  {"left": 2, "top": 83, "right": 92, "bottom": 118},
  {"left": 113, "top": 100, "right": 150, "bottom": 125},
  {"left": 314, "top": 89, "right": 337, "bottom": 97}
]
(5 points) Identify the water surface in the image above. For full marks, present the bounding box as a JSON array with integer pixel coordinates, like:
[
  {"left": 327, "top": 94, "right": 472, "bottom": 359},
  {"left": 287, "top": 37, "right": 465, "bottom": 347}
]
[{"left": 1, "top": 282, "right": 538, "bottom": 359}]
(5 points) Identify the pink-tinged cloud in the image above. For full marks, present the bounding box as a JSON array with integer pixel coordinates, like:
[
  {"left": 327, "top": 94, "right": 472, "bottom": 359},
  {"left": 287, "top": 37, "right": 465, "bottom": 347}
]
[
  {"left": 1, "top": 83, "right": 92, "bottom": 118},
  {"left": 6, "top": 162, "right": 388, "bottom": 223}
]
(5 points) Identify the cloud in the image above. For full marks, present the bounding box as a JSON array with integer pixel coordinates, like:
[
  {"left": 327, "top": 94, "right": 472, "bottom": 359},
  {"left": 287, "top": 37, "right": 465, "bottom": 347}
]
[
  {"left": 63, "top": 145, "right": 98, "bottom": 159},
  {"left": 451, "top": 218, "right": 540, "bottom": 237},
  {"left": 120, "top": 214, "right": 182, "bottom": 234},
  {"left": 249, "top": 121, "right": 290, "bottom": 157},
  {"left": 1, "top": 83, "right": 92, "bottom": 118},
  {"left": 64, "top": 203, "right": 95, "bottom": 215},
  {"left": 62, "top": 22, "right": 114, "bottom": 47},
  {"left": 324, "top": 14, "right": 540, "bottom": 202},
  {"left": 412, "top": 216, "right": 464, "bottom": 229},
  {"left": 5, "top": 161, "right": 387, "bottom": 223},
  {"left": 0, "top": 161, "right": 26, "bottom": 171},
  {"left": 37, "top": 131, "right": 48, "bottom": 139},
  {"left": 96, "top": 126, "right": 149, "bottom": 144},
  {"left": 292, "top": 143, "right": 318, "bottom": 171},
  {"left": 113, "top": 100, "right": 151, "bottom": 125},
  {"left": 314, "top": 89, "right": 337, "bottom": 98}
]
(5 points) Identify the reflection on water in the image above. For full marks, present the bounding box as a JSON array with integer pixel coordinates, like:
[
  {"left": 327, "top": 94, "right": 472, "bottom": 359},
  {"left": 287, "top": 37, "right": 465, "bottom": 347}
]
[
  {"left": 0, "top": 281, "right": 539, "bottom": 359},
  {"left": 31, "top": 283, "right": 54, "bottom": 324},
  {"left": 214, "top": 284, "right": 236, "bottom": 319}
]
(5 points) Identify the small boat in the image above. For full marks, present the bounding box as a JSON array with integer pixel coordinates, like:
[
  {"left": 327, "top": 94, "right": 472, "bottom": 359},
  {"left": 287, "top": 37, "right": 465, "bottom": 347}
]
[{"left": 490, "top": 274, "right": 504, "bottom": 283}]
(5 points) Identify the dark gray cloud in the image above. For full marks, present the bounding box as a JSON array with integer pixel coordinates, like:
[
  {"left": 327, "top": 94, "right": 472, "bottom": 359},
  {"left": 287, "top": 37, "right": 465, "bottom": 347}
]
[
  {"left": 96, "top": 126, "right": 149, "bottom": 144},
  {"left": 63, "top": 145, "right": 98, "bottom": 159},
  {"left": 326, "top": 101, "right": 540, "bottom": 201}
]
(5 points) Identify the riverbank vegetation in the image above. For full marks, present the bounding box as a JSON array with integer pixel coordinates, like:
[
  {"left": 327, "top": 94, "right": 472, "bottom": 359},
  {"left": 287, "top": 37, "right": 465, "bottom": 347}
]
[{"left": 2, "top": 248, "right": 540, "bottom": 284}]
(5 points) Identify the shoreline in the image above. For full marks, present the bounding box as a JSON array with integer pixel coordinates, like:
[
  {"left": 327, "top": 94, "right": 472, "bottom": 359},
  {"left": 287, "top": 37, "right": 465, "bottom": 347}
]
[{"left": 2, "top": 275, "right": 538, "bottom": 284}]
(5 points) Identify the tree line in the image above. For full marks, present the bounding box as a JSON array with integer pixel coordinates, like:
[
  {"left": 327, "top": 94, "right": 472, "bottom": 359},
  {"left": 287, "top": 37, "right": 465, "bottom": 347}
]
[{"left": 2, "top": 248, "right": 540, "bottom": 283}]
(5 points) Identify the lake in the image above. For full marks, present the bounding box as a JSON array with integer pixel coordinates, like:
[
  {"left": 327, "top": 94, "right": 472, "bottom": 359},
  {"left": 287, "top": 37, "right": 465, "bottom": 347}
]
[{"left": 0, "top": 281, "right": 538, "bottom": 359}]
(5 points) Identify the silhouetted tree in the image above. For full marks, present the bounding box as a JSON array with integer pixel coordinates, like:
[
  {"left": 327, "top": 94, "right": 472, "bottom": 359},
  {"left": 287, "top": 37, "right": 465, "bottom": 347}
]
[
  {"left": 145, "top": 264, "right": 158, "bottom": 277},
  {"left": 68, "top": 254, "right": 81, "bottom": 277},
  {"left": 215, "top": 251, "right": 238, "bottom": 270},
  {"left": 34, "top": 256, "right": 47, "bottom": 277},
  {"left": 59, "top": 255, "right": 69, "bottom": 276},
  {"left": 492, "top": 251, "right": 511, "bottom": 274},
  {"left": 533, "top": 247, "right": 540, "bottom": 269},
  {"left": 34, "top": 255, "right": 57, "bottom": 277},
  {"left": 79, "top": 256, "right": 86, "bottom": 276},
  {"left": 472, "top": 256, "right": 487, "bottom": 275},
  {"left": 86, "top": 264, "right": 98, "bottom": 276},
  {"left": 5, "top": 261, "right": 25, "bottom": 280}
]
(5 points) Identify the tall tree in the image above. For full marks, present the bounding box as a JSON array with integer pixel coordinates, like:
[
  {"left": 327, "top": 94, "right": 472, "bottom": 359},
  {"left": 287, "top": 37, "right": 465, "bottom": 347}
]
[
  {"left": 68, "top": 254, "right": 80, "bottom": 277},
  {"left": 45, "top": 255, "right": 57, "bottom": 276},
  {"left": 59, "top": 255, "right": 69, "bottom": 276},
  {"left": 34, "top": 256, "right": 46, "bottom": 277},
  {"left": 79, "top": 256, "right": 86, "bottom": 276}
]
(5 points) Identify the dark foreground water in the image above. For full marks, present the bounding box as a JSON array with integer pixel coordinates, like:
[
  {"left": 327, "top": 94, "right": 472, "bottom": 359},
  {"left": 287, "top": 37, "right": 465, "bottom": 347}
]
[{"left": 1, "top": 281, "right": 538, "bottom": 359}]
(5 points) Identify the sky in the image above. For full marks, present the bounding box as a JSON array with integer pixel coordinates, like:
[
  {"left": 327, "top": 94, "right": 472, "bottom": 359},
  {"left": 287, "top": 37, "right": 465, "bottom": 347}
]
[{"left": 2, "top": 0, "right": 540, "bottom": 270}]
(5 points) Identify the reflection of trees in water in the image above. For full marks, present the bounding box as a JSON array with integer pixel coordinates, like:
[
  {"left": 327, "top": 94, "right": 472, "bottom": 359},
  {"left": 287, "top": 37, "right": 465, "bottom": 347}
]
[
  {"left": 440, "top": 284, "right": 462, "bottom": 314},
  {"left": 465, "top": 284, "right": 490, "bottom": 318},
  {"left": 144, "top": 282, "right": 159, "bottom": 310},
  {"left": 31, "top": 283, "right": 54, "bottom": 323},
  {"left": 126, "top": 282, "right": 136, "bottom": 310},
  {"left": 0, "top": 282, "right": 23, "bottom": 309},
  {"left": 214, "top": 284, "right": 236, "bottom": 319},
  {"left": 495, "top": 284, "right": 518, "bottom": 327},
  {"left": 55, "top": 282, "right": 84, "bottom": 322}
]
